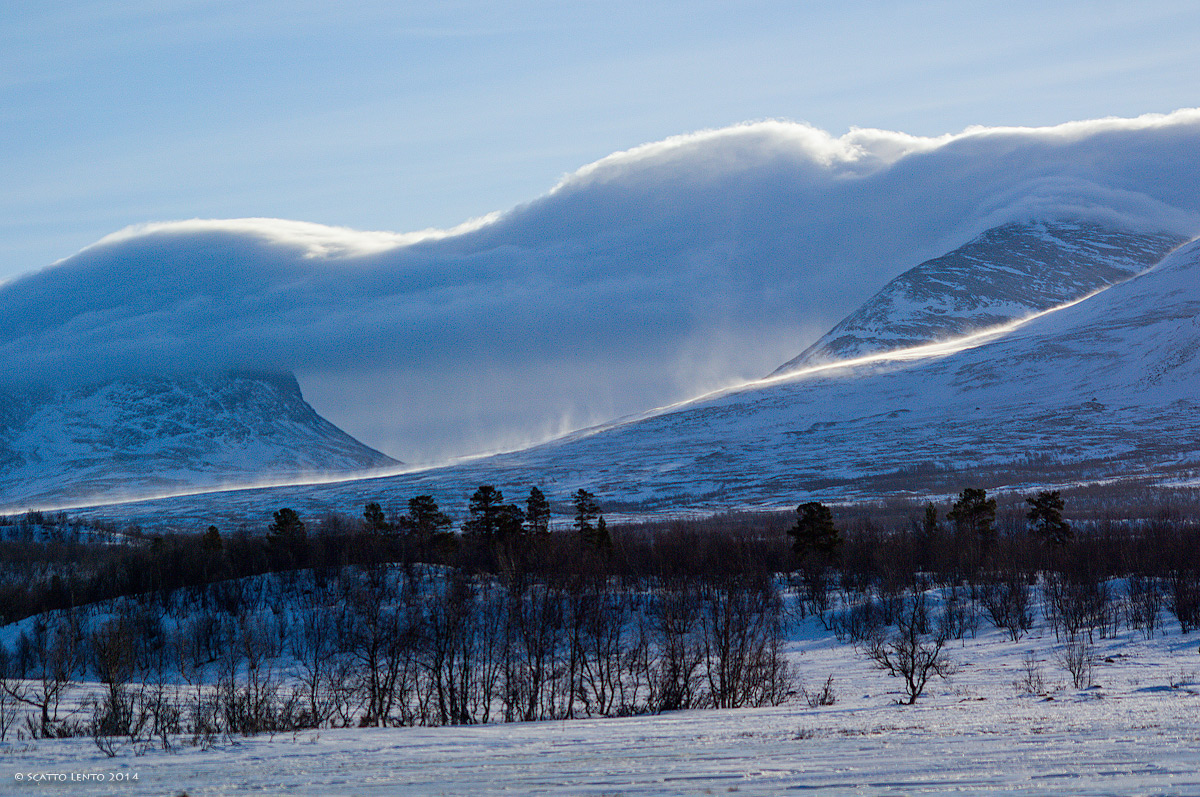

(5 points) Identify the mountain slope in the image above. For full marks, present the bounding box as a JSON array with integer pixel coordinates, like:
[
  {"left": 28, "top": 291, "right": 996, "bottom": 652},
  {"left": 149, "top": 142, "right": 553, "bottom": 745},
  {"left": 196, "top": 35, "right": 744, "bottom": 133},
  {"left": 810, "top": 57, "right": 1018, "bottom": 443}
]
[
  {"left": 773, "top": 221, "right": 1186, "bottom": 373},
  {"left": 62, "top": 234, "right": 1200, "bottom": 529},
  {"left": 0, "top": 372, "right": 398, "bottom": 510}
]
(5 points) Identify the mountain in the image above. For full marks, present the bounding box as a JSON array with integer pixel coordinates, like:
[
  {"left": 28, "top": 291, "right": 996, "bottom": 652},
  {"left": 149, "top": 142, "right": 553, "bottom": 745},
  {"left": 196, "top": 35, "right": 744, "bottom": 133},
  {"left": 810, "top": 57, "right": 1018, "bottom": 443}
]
[
  {"left": 61, "top": 232, "right": 1200, "bottom": 530},
  {"left": 0, "top": 372, "right": 397, "bottom": 510},
  {"left": 772, "top": 221, "right": 1187, "bottom": 373},
  {"left": 6, "top": 113, "right": 1200, "bottom": 463}
]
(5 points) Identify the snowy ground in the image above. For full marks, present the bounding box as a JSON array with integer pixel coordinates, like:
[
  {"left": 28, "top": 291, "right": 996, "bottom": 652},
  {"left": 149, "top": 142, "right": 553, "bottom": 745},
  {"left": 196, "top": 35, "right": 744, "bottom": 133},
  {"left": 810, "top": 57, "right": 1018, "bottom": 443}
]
[{"left": 5, "top": 610, "right": 1200, "bottom": 796}]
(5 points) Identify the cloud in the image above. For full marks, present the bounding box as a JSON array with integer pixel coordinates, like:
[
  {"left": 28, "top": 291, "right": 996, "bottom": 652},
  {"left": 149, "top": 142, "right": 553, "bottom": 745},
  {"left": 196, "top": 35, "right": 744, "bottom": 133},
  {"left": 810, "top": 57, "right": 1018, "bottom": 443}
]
[
  {"left": 89, "top": 215, "right": 502, "bottom": 259},
  {"left": 3, "top": 109, "right": 1200, "bottom": 461}
]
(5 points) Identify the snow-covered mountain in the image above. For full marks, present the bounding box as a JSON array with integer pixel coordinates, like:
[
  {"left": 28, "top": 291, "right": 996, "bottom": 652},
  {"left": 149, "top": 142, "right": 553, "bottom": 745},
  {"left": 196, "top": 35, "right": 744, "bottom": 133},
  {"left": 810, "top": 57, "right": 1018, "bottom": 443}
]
[
  {"left": 7, "top": 112, "right": 1200, "bottom": 516},
  {"left": 7, "top": 113, "right": 1200, "bottom": 464},
  {"left": 62, "top": 230, "right": 1200, "bottom": 529},
  {"left": 773, "top": 221, "right": 1186, "bottom": 373},
  {"left": 0, "top": 372, "right": 397, "bottom": 510},
  {"left": 3, "top": 218, "right": 1186, "bottom": 516}
]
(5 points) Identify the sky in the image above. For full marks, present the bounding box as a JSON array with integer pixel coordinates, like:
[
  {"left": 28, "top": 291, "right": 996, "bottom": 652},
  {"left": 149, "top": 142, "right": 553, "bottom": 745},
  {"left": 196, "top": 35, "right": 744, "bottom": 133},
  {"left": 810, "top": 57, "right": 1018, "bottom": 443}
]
[{"left": 4, "top": 0, "right": 1200, "bottom": 284}]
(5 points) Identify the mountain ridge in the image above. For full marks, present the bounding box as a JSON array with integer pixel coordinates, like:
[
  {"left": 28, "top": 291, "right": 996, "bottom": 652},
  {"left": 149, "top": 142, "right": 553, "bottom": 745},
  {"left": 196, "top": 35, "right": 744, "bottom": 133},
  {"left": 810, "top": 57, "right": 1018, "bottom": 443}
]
[
  {"left": 48, "top": 232, "right": 1200, "bottom": 529},
  {"left": 0, "top": 371, "right": 398, "bottom": 510},
  {"left": 6, "top": 113, "right": 1200, "bottom": 462},
  {"left": 772, "top": 220, "right": 1187, "bottom": 373}
]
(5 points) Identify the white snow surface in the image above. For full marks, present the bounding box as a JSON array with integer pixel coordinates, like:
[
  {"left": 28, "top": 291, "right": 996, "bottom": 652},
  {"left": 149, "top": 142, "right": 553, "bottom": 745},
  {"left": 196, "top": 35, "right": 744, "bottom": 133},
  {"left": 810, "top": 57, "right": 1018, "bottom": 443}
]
[{"left": 6, "top": 591, "right": 1200, "bottom": 795}]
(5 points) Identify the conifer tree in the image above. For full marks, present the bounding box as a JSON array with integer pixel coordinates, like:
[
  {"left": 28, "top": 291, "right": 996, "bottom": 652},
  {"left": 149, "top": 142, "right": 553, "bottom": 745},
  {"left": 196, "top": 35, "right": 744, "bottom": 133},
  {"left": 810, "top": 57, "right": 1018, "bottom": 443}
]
[
  {"left": 1026, "top": 490, "right": 1072, "bottom": 547},
  {"left": 525, "top": 487, "right": 551, "bottom": 536},
  {"left": 495, "top": 503, "right": 526, "bottom": 541},
  {"left": 400, "top": 495, "right": 452, "bottom": 537},
  {"left": 464, "top": 486, "right": 523, "bottom": 540},
  {"left": 202, "top": 525, "right": 223, "bottom": 551},
  {"left": 922, "top": 503, "right": 938, "bottom": 537},
  {"left": 948, "top": 488, "right": 996, "bottom": 541},
  {"left": 268, "top": 508, "right": 305, "bottom": 544},
  {"left": 573, "top": 489, "right": 604, "bottom": 547},
  {"left": 788, "top": 501, "right": 840, "bottom": 562},
  {"left": 363, "top": 502, "right": 389, "bottom": 534},
  {"left": 267, "top": 507, "right": 306, "bottom": 566},
  {"left": 595, "top": 516, "right": 611, "bottom": 549}
]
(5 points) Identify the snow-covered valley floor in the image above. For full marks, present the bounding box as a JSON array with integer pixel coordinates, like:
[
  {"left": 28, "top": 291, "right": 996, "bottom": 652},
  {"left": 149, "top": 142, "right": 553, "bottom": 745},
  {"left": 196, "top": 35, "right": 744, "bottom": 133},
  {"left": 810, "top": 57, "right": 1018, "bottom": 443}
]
[{"left": 6, "top": 615, "right": 1200, "bottom": 796}]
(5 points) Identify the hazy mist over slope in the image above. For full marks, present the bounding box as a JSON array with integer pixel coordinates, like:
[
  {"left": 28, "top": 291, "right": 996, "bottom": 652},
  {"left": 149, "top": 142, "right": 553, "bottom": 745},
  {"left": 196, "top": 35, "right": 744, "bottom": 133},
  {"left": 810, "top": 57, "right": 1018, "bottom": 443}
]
[{"left": 4, "top": 110, "right": 1200, "bottom": 463}]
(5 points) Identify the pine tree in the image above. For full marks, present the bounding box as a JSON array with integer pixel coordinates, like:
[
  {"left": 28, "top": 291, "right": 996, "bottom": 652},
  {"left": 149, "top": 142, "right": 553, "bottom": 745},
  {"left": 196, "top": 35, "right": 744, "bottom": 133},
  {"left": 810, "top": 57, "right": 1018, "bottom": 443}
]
[
  {"left": 202, "top": 525, "right": 223, "bottom": 551},
  {"left": 594, "top": 516, "right": 611, "bottom": 549},
  {"left": 495, "top": 503, "right": 526, "bottom": 541},
  {"left": 363, "top": 502, "right": 389, "bottom": 534},
  {"left": 268, "top": 508, "right": 305, "bottom": 544},
  {"left": 573, "top": 489, "right": 604, "bottom": 547},
  {"left": 948, "top": 488, "right": 996, "bottom": 541},
  {"left": 1026, "top": 490, "right": 1072, "bottom": 547},
  {"left": 400, "top": 495, "right": 452, "bottom": 537},
  {"left": 788, "top": 501, "right": 840, "bottom": 563},
  {"left": 267, "top": 508, "right": 306, "bottom": 566},
  {"left": 525, "top": 487, "right": 551, "bottom": 536},
  {"left": 922, "top": 503, "right": 938, "bottom": 537},
  {"left": 463, "top": 486, "right": 523, "bottom": 540}
]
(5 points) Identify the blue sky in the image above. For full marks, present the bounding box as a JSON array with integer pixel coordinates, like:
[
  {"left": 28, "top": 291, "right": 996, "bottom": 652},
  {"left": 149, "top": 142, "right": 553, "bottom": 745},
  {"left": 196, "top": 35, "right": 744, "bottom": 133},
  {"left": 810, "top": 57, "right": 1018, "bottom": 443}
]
[{"left": 3, "top": 0, "right": 1200, "bottom": 284}]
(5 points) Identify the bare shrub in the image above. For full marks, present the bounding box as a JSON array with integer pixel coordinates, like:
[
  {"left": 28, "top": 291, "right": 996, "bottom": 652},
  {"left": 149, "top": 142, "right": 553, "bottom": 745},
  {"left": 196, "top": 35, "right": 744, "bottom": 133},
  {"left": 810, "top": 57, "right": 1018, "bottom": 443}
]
[
  {"left": 2, "top": 613, "right": 84, "bottom": 737},
  {"left": 862, "top": 592, "right": 955, "bottom": 704},
  {"left": 1059, "top": 635, "right": 1095, "bottom": 689},
  {"left": 290, "top": 593, "right": 344, "bottom": 727},
  {"left": 0, "top": 646, "right": 23, "bottom": 742},
  {"left": 1168, "top": 668, "right": 1197, "bottom": 689},
  {"left": 343, "top": 567, "right": 415, "bottom": 727},
  {"left": 88, "top": 686, "right": 151, "bottom": 757},
  {"left": 1126, "top": 575, "right": 1164, "bottom": 639},
  {"left": 937, "top": 584, "right": 979, "bottom": 640},
  {"left": 573, "top": 581, "right": 634, "bottom": 717},
  {"left": 801, "top": 675, "right": 836, "bottom": 708},
  {"left": 979, "top": 574, "right": 1033, "bottom": 642},
  {"left": 831, "top": 598, "right": 883, "bottom": 644},
  {"left": 1167, "top": 570, "right": 1200, "bottom": 634},
  {"left": 0, "top": 684, "right": 18, "bottom": 742},
  {"left": 1013, "top": 651, "right": 1046, "bottom": 696},
  {"left": 698, "top": 575, "right": 794, "bottom": 709},
  {"left": 641, "top": 579, "right": 703, "bottom": 713}
]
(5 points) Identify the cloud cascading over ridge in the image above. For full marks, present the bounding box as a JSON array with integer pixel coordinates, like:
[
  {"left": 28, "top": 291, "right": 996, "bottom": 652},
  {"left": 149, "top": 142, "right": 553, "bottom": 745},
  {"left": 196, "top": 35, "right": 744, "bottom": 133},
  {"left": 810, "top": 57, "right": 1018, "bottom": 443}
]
[{"left": 4, "top": 110, "right": 1200, "bottom": 462}]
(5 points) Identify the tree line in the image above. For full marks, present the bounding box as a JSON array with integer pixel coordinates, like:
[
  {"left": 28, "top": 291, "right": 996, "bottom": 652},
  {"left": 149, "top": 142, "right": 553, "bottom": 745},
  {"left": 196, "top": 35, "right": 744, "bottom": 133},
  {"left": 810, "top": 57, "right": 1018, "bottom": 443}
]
[
  {"left": 0, "top": 538, "right": 792, "bottom": 747},
  {"left": 3, "top": 485, "right": 1200, "bottom": 745}
]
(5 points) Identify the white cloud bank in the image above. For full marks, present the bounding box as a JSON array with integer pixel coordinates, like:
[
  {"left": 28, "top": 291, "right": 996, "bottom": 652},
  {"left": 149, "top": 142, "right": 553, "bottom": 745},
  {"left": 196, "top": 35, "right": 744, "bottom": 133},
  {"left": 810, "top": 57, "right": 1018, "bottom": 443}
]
[{"left": 4, "top": 110, "right": 1200, "bottom": 461}]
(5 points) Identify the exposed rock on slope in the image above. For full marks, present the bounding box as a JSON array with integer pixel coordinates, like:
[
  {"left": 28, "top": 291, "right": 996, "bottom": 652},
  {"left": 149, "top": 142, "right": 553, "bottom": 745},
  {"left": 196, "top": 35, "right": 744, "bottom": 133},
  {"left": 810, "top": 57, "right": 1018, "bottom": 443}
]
[
  {"left": 0, "top": 372, "right": 397, "bottom": 509},
  {"left": 773, "top": 221, "right": 1186, "bottom": 374}
]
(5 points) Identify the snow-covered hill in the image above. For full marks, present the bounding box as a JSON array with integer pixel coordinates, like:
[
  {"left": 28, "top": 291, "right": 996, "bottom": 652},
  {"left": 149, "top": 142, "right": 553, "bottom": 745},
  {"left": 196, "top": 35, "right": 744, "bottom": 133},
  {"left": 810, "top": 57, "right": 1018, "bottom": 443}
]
[
  {"left": 773, "top": 220, "right": 1186, "bottom": 373},
  {"left": 0, "top": 371, "right": 397, "bottom": 511},
  {"left": 62, "top": 232, "right": 1200, "bottom": 530}
]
